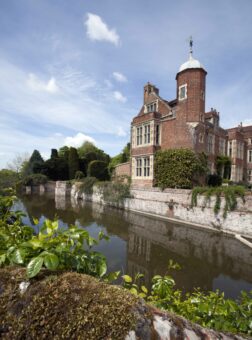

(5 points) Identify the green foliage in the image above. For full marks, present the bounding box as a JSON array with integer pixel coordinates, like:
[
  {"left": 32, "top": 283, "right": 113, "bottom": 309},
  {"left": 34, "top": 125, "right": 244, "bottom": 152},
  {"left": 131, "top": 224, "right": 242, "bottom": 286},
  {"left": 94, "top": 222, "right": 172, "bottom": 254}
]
[
  {"left": 108, "top": 143, "right": 130, "bottom": 174},
  {"left": 75, "top": 171, "right": 84, "bottom": 180},
  {"left": 77, "top": 177, "right": 97, "bottom": 195},
  {"left": 88, "top": 160, "right": 109, "bottom": 181},
  {"left": 154, "top": 149, "right": 208, "bottom": 189},
  {"left": 21, "top": 174, "right": 48, "bottom": 186},
  {"left": 122, "top": 262, "right": 252, "bottom": 336},
  {"left": 78, "top": 141, "right": 110, "bottom": 164},
  {"left": 97, "top": 182, "right": 131, "bottom": 205},
  {"left": 42, "top": 157, "right": 69, "bottom": 181},
  {"left": 0, "top": 169, "right": 19, "bottom": 194},
  {"left": 0, "top": 193, "right": 109, "bottom": 279},
  {"left": 58, "top": 146, "right": 69, "bottom": 160},
  {"left": 28, "top": 150, "right": 44, "bottom": 174},
  {"left": 50, "top": 148, "right": 58, "bottom": 159},
  {"left": 68, "top": 147, "right": 80, "bottom": 180},
  {"left": 191, "top": 185, "right": 245, "bottom": 218}
]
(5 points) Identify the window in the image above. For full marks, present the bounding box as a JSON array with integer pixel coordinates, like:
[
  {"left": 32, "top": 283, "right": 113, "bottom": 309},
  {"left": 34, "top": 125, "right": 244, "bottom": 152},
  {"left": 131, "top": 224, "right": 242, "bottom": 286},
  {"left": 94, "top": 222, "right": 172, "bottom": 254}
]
[
  {"left": 146, "top": 101, "right": 157, "bottom": 113},
  {"left": 156, "top": 125, "right": 160, "bottom": 145},
  {"left": 248, "top": 150, "right": 252, "bottom": 163},
  {"left": 136, "top": 158, "right": 142, "bottom": 176},
  {"left": 228, "top": 141, "right": 232, "bottom": 157},
  {"left": 201, "top": 90, "right": 205, "bottom": 100},
  {"left": 179, "top": 84, "right": 187, "bottom": 100},
  {"left": 199, "top": 133, "right": 204, "bottom": 143},
  {"left": 137, "top": 127, "right": 142, "bottom": 145},
  {"left": 136, "top": 157, "right": 150, "bottom": 177},
  {"left": 219, "top": 138, "right": 226, "bottom": 155},
  {"left": 248, "top": 170, "right": 252, "bottom": 183},
  {"left": 144, "top": 125, "right": 150, "bottom": 144},
  {"left": 207, "top": 134, "right": 214, "bottom": 153},
  {"left": 143, "top": 157, "right": 150, "bottom": 177},
  {"left": 237, "top": 141, "right": 243, "bottom": 160}
]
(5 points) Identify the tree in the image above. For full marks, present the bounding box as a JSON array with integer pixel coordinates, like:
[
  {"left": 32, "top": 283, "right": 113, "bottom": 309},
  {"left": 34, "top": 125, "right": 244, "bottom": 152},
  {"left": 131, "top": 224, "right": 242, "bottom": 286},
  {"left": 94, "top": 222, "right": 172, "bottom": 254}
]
[
  {"left": 68, "top": 147, "right": 80, "bottom": 179},
  {"left": 28, "top": 150, "right": 44, "bottom": 174},
  {"left": 0, "top": 169, "right": 19, "bottom": 194},
  {"left": 108, "top": 143, "right": 130, "bottom": 175},
  {"left": 78, "top": 142, "right": 110, "bottom": 164},
  {"left": 87, "top": 160, "right": 109, "bottom": 181},
  {"left": 58, "top": 146, "right": 69, "bottom": 160},
  {"left": 7, "top": 153, "right": 30, "bottom": 174},
  {"left": 51, "top": 149, "right": 58, "bottom": 159}
]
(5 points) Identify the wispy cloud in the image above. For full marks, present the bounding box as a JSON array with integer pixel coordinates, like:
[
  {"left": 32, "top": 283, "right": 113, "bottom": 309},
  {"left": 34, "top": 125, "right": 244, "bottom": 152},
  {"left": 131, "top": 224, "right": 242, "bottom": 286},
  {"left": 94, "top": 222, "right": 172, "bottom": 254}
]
[
  {"left": 27, "top": 73, "right": 59, "bottom": 93},
  {"left": 113, "top": 91, "right": 127, "bottom": 103},
  {"left": 112, "top": 72, "right": 127, "bottom": 82},
  {"left": 85, "top": 13, "right": 120, "bottom": 46},
  {"left": 116, "top": 127, "right": 127, "bottom": 137},
  {"left": 64, "top": 132, "right": 96, "bottom": 148}
]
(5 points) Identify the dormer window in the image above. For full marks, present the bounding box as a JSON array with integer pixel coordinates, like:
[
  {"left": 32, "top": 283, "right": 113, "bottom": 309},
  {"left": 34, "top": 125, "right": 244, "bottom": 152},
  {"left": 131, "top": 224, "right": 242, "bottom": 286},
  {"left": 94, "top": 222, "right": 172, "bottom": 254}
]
[
  {"left": 179, "top": 84, "right": 187, "bottom": 101},
  {"left": 144, "top": 101, "right": 158, "bottom": 113}
]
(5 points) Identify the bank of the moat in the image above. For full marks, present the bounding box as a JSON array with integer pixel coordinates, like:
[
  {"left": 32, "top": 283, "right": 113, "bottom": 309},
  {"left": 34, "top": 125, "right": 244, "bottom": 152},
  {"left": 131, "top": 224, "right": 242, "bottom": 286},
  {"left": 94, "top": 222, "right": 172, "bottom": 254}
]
[{"left": 16, "top": 192, "right": 252, "bottom": 299}]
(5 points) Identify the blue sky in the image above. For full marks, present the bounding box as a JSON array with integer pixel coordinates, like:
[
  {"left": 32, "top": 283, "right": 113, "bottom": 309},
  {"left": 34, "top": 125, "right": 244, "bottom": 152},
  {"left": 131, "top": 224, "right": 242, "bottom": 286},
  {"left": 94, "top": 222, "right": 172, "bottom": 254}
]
[{"left": 1, "top": 0, "right": 252, "bottom": 169}]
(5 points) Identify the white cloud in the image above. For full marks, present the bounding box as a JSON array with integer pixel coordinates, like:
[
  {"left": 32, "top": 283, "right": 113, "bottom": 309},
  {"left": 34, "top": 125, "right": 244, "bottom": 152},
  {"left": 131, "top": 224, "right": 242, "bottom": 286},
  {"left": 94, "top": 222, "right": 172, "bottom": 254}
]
[
  {"left": 64, "top": 132, "right": 96, "bottom": 148},
  {"left": 112, "top": 72, "right": 127, "bottom": 82},
  {"left": 27, "top": 73, "right": 59, "bottom": 93},
  {"left": 117, "top": 127, "right": 127, "bottom": 137},
  {"left": 242, "top": 119, "right": 252, "bottom": 127},
  {"left": 113, "top": 91, "right": 127, "bottom": 103},
  {"left": 85, "top": 13, "right": 120, "bottom": 46}
]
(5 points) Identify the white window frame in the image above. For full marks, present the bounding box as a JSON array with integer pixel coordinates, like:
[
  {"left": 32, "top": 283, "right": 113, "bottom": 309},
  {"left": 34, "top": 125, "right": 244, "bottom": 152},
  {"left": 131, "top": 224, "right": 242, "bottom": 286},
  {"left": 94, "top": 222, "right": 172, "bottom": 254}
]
[
  {"left": 248, "top": 150, "right": 252, "bottom": 163},
  {"left": 179, "top": 84, "right": 187, "bottom": 101},
  {"left": 248, "top": 170, "right": 252, "bottom": 183}
]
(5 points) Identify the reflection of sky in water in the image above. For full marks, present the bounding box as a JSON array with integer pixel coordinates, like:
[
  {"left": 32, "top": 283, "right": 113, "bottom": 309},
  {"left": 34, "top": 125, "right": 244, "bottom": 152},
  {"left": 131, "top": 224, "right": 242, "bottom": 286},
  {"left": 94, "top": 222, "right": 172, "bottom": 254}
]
[
  {"left": 14, "top": 195, "right": 252, "bottom": 300},
  {"left": 213, "top": 274, "right": 252, "bottom": 298}
]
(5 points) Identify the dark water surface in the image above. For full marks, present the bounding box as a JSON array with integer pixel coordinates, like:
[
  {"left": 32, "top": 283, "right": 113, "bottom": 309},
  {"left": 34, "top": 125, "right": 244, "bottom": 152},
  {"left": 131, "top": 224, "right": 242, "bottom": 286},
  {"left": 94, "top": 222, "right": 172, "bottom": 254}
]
[{"left": 15, "top": 194, "right": 252, "bottom": 299}]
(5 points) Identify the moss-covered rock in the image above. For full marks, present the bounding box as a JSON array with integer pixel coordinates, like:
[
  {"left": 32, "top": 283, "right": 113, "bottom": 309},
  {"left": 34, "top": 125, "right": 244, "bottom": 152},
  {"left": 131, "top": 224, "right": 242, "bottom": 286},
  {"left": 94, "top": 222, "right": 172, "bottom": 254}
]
[{"left": 0, "top": 267, "right": 248, "bottom": 340}]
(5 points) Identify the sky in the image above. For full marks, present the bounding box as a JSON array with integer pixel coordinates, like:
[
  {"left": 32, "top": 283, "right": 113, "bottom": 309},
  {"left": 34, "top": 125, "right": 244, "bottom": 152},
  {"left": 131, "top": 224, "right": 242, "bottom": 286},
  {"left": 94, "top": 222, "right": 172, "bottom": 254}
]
[{"left": 1, "top": 0, "right": 252, "bottom": 169}]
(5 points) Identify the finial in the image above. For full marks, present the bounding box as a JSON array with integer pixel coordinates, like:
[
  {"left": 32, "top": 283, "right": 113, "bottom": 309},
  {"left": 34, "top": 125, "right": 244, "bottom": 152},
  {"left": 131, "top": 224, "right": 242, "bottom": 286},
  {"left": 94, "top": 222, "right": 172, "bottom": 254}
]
[{"left": 189, "top": 36, "right": 193, "bottom": 58}]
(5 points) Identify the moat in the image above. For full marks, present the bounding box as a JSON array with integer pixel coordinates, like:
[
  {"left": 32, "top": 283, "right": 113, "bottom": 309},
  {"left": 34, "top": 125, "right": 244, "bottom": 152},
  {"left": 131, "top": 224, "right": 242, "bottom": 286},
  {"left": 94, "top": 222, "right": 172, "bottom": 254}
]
[{"left": 15, "top": 193, "right": 252, "bottom": 299}]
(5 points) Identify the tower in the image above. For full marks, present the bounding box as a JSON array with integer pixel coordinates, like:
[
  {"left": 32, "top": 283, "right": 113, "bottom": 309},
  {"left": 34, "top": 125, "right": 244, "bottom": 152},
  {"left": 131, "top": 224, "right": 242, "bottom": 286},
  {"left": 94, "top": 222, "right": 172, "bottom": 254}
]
[{"left": 176, "top": 38, "right": 207, "bottom": 123}]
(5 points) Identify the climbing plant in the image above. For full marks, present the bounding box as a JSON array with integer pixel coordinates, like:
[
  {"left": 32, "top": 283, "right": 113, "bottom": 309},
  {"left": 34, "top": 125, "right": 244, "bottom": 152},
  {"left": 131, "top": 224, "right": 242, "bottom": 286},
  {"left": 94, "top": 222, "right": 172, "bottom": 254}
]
[{"left": 191, "top": 185, "right": 245, "bottom": 218}]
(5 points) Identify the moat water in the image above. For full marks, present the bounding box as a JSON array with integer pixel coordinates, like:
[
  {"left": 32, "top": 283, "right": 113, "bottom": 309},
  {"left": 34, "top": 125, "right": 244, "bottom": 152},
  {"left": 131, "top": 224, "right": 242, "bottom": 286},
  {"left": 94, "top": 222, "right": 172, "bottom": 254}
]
[{"left": 15, "top": 193, "right": 252, "bottom": 299}]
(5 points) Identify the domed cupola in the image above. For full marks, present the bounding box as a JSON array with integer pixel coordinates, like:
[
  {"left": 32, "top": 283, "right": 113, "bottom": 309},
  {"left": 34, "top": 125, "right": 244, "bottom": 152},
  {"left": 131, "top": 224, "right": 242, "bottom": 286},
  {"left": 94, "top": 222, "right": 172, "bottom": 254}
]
[{"left": 178, "top": 37, "right": 205, "bottom": 73}]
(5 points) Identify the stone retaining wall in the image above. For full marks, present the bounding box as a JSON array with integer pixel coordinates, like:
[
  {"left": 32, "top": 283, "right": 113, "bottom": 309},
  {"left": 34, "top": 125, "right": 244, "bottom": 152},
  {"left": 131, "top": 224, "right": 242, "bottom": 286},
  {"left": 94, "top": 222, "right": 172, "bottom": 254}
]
[{"left": 70, "top": 183, "right": 252, "bottom": 238}]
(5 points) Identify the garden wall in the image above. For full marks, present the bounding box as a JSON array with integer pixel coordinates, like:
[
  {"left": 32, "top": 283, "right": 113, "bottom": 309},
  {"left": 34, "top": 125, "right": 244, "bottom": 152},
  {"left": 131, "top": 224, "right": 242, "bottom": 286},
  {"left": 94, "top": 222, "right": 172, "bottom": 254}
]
[{"left": 70, "top": 183, "right": 252, "bottom": 238}]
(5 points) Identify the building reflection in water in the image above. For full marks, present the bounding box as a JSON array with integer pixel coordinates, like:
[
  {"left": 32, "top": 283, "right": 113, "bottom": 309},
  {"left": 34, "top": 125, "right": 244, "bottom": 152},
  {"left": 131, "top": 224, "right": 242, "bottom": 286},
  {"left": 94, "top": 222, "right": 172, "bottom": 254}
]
[{"left": 17, "top": 194, "right": 252, "bottom": 298}]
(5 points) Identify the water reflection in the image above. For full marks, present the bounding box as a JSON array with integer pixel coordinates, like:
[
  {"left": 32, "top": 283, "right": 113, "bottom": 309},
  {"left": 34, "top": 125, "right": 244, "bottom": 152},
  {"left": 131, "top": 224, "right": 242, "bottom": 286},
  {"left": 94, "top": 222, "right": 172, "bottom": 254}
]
[{"left": 16, "top": 194, "right": 252, "bottom": 299}]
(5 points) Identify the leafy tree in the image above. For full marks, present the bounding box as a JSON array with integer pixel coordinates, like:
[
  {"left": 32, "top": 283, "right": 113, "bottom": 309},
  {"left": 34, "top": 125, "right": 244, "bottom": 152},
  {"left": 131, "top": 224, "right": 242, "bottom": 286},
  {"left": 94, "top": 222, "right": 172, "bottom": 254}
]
[
  {"left": 88, "top": 160, "right": 109, "bottom": 181},
  {"left": 42, "top": 158, "right": 68, "bottom": 181},
  {"left": 7, "top": 153, "right": 30, "bottom": 174},
  {"left": 28, "top": 150, "right": 44, "bottom": 174},
  {"left": 78, "top": 142, "right": 110, "bottom": 164},
  {"left": 68, "top": 147, "right": 80, "bottom": 179},
  {"left": 51, "top": 149, "right": 58, "bottom": 159},
  {"left": 58, "top": 146, "right": 69, "bottom": 160},
  {"left": 108, "top": 143, "right": 130, "bottom": 175},
  {"left": 154, "top": 149, "right": 208, "bottom": 189},
  {"left": 0, "top": 169, "right": 19, "bottom": 194}
]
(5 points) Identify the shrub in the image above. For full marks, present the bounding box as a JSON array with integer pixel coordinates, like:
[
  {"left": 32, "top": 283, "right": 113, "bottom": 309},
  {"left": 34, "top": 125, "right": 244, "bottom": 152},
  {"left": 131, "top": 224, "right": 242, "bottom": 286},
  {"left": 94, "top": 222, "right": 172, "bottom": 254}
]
[
  {"left": 22, "top": 174, "right": 48, "bottom": 186},
  {"left": 77, "top": 177, "right": 97, "bottom": 195},
  {"left": 207, "top": 174, "right": 222, "bottom": 187},
  {"left": 97, "top": 182, "right": 131, "bottom": 205},
  {"left": 75, "top": 171, "right": 84, "bottom": 180},
  {"left": 154, "top": 149, "right": 207, "bottom": 189},
  {"left": 88, "top": 160, "right": 109, "bottom": 181}
]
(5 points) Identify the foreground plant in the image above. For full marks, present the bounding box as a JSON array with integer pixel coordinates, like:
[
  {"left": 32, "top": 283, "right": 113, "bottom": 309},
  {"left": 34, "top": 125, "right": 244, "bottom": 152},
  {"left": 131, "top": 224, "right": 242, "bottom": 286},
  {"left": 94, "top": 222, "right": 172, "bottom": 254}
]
[
  {"left": 0, "top": 193, "right": 109, "bottom": 278},
  {"left": 122, "top": 260, "right": 252, "bottom": 336}
]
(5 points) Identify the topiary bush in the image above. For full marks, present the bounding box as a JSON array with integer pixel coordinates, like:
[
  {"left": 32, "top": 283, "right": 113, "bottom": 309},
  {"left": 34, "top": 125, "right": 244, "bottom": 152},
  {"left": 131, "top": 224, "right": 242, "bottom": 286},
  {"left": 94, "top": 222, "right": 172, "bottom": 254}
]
[
  {"left": 22, "top": 174, "right": 48, "bottom": 186},
  {"left": 154, "top": 149, "right": 207, "bottom": 189},
  {"left": 88, "top": 161, "right": 109, "bottom": 181},
  {"left": 75, "top": 171, "right": 84, "bottom": 180}
]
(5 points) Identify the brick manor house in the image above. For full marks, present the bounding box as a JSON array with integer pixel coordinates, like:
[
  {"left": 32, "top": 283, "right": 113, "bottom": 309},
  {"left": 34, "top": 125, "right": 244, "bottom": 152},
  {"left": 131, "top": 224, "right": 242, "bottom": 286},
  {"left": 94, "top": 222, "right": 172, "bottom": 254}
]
[{"left": 116, "top": 42, "right": 252, "bottom": 188}]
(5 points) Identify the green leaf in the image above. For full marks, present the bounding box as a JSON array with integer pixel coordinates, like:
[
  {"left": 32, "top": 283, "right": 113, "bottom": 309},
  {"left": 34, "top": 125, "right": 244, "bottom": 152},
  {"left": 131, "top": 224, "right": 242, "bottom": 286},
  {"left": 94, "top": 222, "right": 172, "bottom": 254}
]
[
  {"left": 98, "top": 261, "right": 107, "bottom": 277},
  {"left": 122, "top": 275, "right": 132, "bottom": 283},
  {"left": 130, "top": 287, "right": 138, "bottom": 295},
  {"left": 27, "top": 257, "right": 44, "bottom": 278},
  {"left": 44, "top": 253, "right": 59, "bottom": 270},
  {"left": 141, "top": 285, "right": 148, "bottom": 294},
  {"left": 10, "top": 248, "right": 24, "bottom": 264},
  {"left": 104, "top": 271, "right": 120, "bottom": 283},
  {"left": 33, "top": 218, "right": 39, "bottom": 225},
  {"left": 0, "top": 254, "right": 6, "bottom": 265}
]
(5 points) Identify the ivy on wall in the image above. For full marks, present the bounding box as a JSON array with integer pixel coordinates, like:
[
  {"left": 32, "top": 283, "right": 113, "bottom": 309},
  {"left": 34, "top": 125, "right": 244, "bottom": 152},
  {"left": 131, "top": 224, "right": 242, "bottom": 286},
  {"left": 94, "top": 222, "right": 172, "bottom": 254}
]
[{"left": 154, "top": 149, "right": 208, "bottom": 189}]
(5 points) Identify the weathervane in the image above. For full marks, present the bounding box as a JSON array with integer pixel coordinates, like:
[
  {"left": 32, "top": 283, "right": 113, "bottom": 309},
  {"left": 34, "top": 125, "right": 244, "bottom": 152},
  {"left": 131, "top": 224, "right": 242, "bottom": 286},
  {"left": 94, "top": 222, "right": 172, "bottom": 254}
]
[{"left": 189, "top": 36, "right": 193, "bottom": 57}]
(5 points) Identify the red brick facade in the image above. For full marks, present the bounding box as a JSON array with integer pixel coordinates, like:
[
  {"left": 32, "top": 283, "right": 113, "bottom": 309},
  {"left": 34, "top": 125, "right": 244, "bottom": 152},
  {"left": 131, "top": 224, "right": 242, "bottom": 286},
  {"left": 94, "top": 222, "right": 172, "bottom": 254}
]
[{"left": 130, "top": 52, "right": 252, "bottom": 187}]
